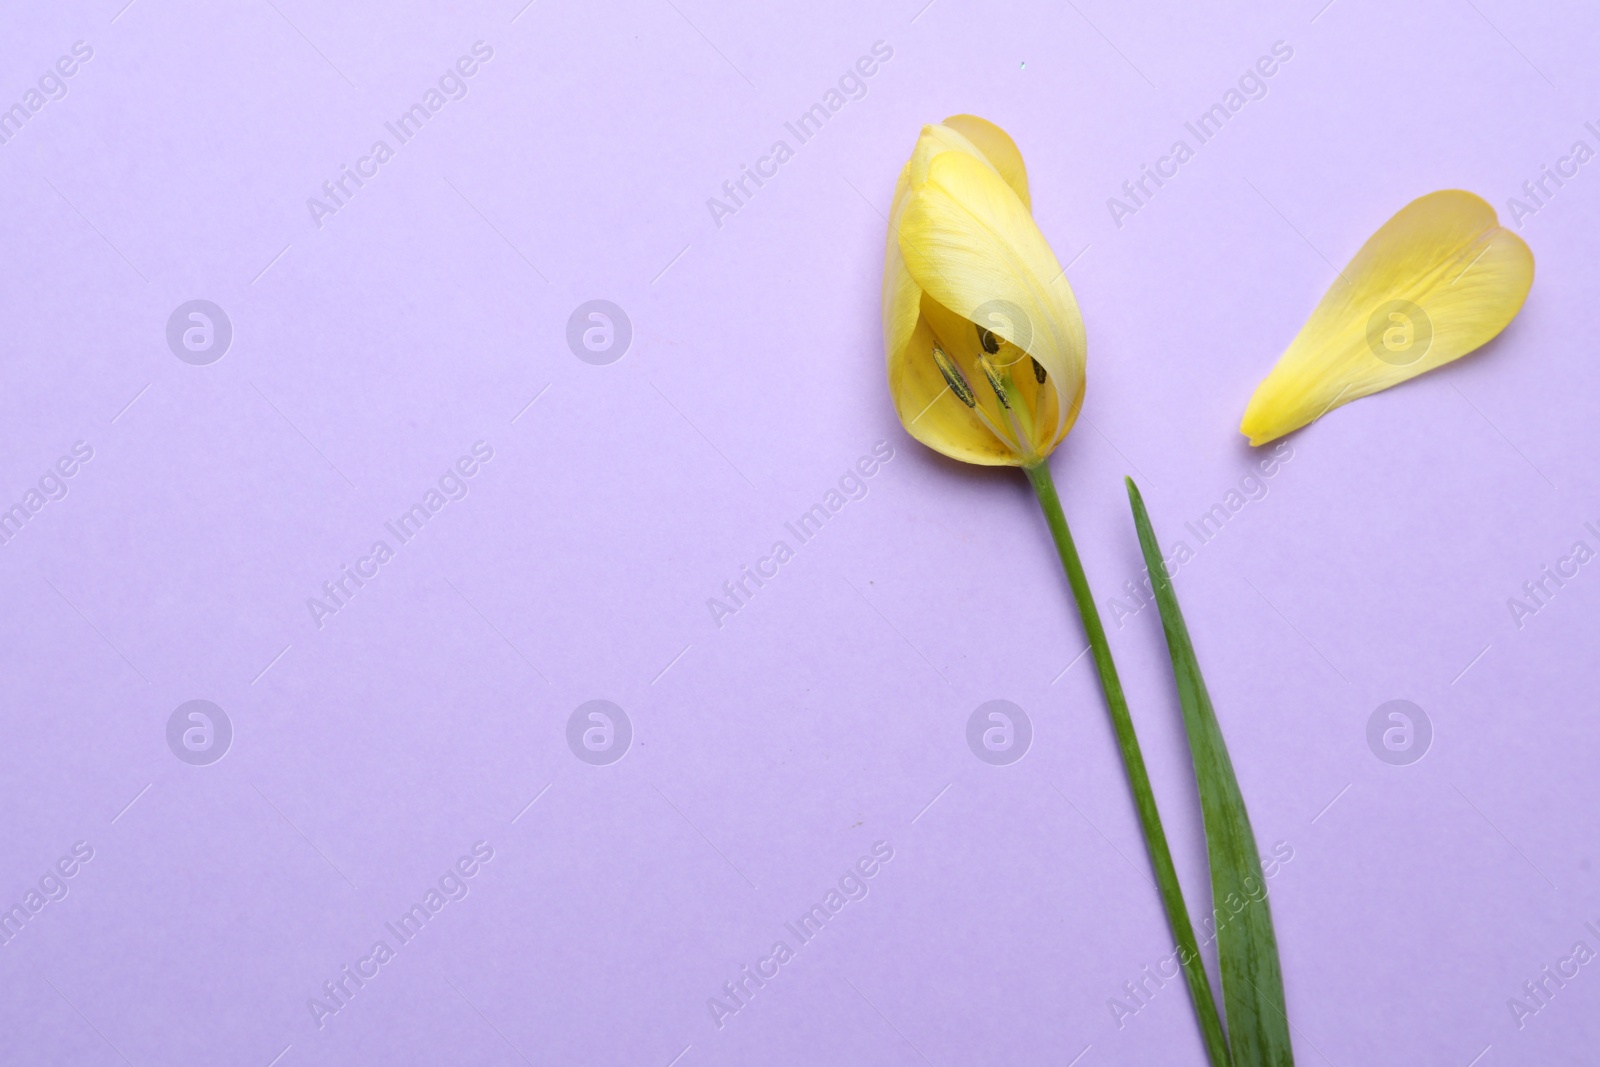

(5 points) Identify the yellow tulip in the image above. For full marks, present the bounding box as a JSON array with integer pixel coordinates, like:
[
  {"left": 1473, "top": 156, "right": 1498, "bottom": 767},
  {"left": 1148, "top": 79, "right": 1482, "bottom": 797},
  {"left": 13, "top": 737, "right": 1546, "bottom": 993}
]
[
  {"left": 1240, "top": 190, "right": 1534, "bottom": 446},
  {"left": 878, "top": 118, "right": 1267, "bottom": 1066},
  {"left": 883, "top": 115, "right": 1087, "bottom": 467}
]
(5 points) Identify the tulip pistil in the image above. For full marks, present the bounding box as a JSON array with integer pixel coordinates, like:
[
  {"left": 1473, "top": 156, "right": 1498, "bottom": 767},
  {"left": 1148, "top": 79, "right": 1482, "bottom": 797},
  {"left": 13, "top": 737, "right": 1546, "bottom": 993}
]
[{"left": 931, "top": 344, "right": 977, "bottom": 408}]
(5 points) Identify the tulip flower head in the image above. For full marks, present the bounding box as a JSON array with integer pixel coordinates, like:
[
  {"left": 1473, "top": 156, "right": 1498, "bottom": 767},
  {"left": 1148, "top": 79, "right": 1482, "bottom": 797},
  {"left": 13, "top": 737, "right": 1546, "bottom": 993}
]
[
  {"left": 883, "top": 116, "right": 1087, "bottom": 467},
  {"left": 1240, "top": 190, "right": 1534, "bottom": 446}
]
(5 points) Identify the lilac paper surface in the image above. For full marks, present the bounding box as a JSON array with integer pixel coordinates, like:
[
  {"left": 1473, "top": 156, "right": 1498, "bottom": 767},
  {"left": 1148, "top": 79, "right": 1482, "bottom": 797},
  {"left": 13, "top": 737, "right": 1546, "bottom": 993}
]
[{"left": 2, "top": 0, "right": 1597, "bottom": 1064}]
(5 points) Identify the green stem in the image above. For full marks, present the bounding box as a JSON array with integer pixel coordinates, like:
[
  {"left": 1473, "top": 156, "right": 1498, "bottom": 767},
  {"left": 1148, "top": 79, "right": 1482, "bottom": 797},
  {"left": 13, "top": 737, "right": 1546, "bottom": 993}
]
[{"left": 1024, "top": 460, "right": 1231, "bottom": 1067}]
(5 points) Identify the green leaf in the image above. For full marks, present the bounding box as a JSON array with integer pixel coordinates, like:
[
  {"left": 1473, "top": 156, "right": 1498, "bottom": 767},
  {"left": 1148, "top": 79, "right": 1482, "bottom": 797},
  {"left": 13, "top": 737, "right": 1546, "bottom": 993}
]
[
  {"left": 1126, "top": 478, "right": 1295, "bottom": 1067},
  {"left": 1027, "top": 462, "right": 1231, "bottom": 1067}
]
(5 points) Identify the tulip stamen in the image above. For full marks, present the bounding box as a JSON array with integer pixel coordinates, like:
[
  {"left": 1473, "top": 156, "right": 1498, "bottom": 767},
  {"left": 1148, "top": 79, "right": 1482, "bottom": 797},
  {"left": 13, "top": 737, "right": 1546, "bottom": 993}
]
[
  {"left": 1032, "top": 357, "right": 1047, "bottom": 384},
  {"left": 976, "top": 324, "right": 1001, "bottom": 355},
  {"left": 976, "top": 353, "right": 1011, "bottom": 410},
  {"left": 973, "top": 405, "right": 1019, "bottom": 453},
  {"left": 932, "top": 343, "right": 1019, "bottom": 452},
  {"left": 931, "top": 344, "right": 977, "bottom": 408},
  {"left": 1031, "top": 369, "right": 1050, "bottom": 444},
  {"left": 978, "top": 353, "right": 1039, "bottom": 461}
]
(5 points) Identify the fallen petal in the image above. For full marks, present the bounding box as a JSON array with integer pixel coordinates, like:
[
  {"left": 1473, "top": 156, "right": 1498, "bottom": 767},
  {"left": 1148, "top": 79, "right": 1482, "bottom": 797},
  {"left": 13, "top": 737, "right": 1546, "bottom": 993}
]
[{"left": 1240, "top": 190, "right": 1534, "bottom": 446}]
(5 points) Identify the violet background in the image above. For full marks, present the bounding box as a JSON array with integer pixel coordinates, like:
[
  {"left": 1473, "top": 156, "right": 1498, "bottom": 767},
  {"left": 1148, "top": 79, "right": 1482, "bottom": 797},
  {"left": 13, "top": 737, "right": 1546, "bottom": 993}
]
[{"left": 1, "top": 0, "right": 1597, "bottom": 1064}]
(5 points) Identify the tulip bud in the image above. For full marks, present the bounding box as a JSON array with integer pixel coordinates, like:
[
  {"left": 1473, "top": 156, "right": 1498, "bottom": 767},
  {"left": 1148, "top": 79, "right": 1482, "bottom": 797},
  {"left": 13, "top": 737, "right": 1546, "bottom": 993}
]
[{"left": 882, "top": 115, "right": 1087, "bottom": 467}]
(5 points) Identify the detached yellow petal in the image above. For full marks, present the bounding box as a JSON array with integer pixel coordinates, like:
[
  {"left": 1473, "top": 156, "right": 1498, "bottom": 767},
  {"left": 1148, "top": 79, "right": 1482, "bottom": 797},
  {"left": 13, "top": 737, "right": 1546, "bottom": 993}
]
[{"left": 1240, "top": 190, "right": 1534, "bottom": 446}]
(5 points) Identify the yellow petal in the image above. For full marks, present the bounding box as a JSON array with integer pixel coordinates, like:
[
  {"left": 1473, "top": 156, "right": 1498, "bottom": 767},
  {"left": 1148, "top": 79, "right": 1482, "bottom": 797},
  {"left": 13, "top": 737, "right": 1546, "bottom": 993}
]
[
  {"left": 903, "top": 123, "right": 993, "bottom": 196},
  {"left": 888, "top": 312, "right": 1018, "bottom": 465},
  {"left": 918, "top": 292, "right": 1060, "bottom": 457},
  {"left": 1240, "top": 190, "right": 1534, "bottom": 446},
  {"left": 882, "top": 160, "right": 921, "bottom": 380},
  {"left": 884, "top": 123, "right": 1011, "bottom": 372},
  {"left": 897, "top": 149, "right": 1086, "bottom": 443},
  {"left": 941, "top": 114, "right": 1030, "bottom": 211}
]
